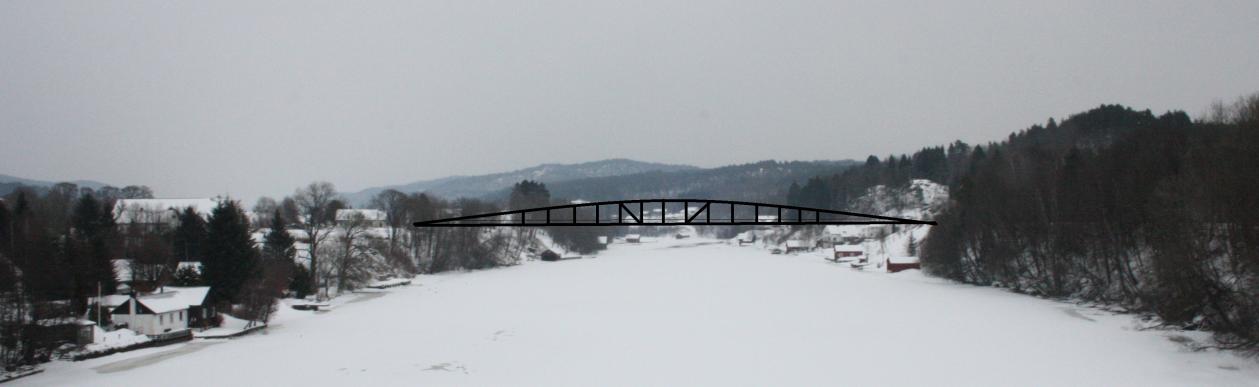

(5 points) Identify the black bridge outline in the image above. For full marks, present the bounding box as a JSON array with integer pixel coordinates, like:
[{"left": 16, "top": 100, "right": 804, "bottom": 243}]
[{"left": 412, "top": 199, "right": 936, "bottom": 227}]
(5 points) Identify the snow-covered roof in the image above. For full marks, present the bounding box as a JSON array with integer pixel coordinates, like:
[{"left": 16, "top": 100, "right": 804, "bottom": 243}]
[
  {"left": 786, "top": 240, "right": 806, "bottom": 248},
  {"left": 176, "top": 261, "right": 203, "bottom": 274},
  {"left": 114, "top": 198, "right": 218, "bottom": 224},
  {"left": 823, "top": 225, "right": 870, "bottom": 237},
  {"left": 336, "top": 209, "right": 387, "bottom": 221},
  {"left": 90, "top": 294, "right": 131, "bottom": 308},
  {"left": 132, "top": 286, "right": 211, "bottom": 314},
  {"left": 834, "top": 244, "right": 863, "bottom": 253},
  {"left": 757, "top": 215, "right": 778, "bottom": 221},
  {"left": 625, "top": 234, "right": 641, "bottom": 239},
  {"left": 113, "top": 259, "right": 132, "bottom": 282}
]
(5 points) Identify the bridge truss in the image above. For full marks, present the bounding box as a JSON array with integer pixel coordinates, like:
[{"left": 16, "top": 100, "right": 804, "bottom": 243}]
[{"left": 412, "top": 199, "right": 935, "bottom": 227}]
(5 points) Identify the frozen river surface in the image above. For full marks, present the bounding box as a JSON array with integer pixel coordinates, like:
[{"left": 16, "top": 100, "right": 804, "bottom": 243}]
[{"left": 21, "top": 239, "right": 1259, "bottom": 386}]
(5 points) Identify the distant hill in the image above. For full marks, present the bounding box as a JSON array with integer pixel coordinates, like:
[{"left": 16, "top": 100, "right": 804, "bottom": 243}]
[
  {"left": 534, "top": 160, "right": 860, "bottom": 203},
  {"left": 0, "top": 173, "right": 110, "bottom": 196},
  {"left": 345, "top": 159, "right": 700, "bottom": 204}
]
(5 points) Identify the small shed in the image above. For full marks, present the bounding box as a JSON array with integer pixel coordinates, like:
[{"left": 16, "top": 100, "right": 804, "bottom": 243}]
[
  {"left": 887, "top": 256, "right": 921, "bottom": 273},
  {"left": 832, "top": 244, "right": 865, "bottom": 261},
  {"left": 785, "top": 240, "right": 808, "bottom": 253},
  {"left": 625, "top": 234, "right": 641, "bottom": 243}
]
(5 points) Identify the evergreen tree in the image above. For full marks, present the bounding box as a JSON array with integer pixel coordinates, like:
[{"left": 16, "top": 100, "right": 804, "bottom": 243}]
[
  {"left": 171, "top": 264, "right": 203, "bottom": 286},
  {"left": 288, "top": 264, "right": 313, "bottom": 299},
  {"left": 785, "top": 181, "right": 802, "bottom": 207},
  {"left": 70, "top": 194, "right": 117, "bottom": 299},
  {"left": 260, "top": 209, "right": 301, "bottom": 298},
  {"left": 172, "top": 206, "right": 208, "bottom": 262},
  {"left": 202, "top": 200, "right": 259, "bottom": 304},
  {"left": 262, "top": 209, "right": 296, "bottom": 262},
  {"left": 508, "top": 180, "right": 550, "bottom": 222},
  {"left": 0, "top": 201, "right": 10, "bottom": 257}
]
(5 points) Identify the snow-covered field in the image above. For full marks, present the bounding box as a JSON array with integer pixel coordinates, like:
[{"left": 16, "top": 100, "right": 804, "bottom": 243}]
[{"left": 18, "top": 239, "right": 1259, "bottom": 386}]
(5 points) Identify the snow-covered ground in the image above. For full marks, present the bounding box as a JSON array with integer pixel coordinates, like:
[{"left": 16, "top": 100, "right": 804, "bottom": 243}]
[{"left": 17, "top": 238, "right": 1259, "bottom": 386}]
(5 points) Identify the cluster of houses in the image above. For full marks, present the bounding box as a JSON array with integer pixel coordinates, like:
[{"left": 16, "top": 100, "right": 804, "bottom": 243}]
[
  {"left": 0, "top": 196, "right": 404, "bottom": 362},
  {"left": 99, "top": 198, "right": 394, "bottom": 334},
  {"left": 821, "top": 225, "right": 921, "bottom": 272},
  {"left": 736, "top": 224, "right": 921, "bottom": 273}
]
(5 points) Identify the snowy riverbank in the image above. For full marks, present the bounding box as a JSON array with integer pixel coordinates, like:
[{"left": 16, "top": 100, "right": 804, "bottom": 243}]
[{"left": 16, "top": 238, "right": 1259, "bottom": 386}]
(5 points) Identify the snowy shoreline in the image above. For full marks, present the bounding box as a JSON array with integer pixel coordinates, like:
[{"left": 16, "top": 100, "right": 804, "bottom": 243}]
[{"left": 16, "top": 238, "right": 1259, "bottom": 386}]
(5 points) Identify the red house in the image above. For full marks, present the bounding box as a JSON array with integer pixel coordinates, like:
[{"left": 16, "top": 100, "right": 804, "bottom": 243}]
[{"left": 887, "top": 256, "right": 921, "bottom": 273}]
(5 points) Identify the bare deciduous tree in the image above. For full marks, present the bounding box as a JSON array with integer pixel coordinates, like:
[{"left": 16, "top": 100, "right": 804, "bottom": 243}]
[
  {"left": 293, "top": 181, "right": 338, "bottom": 300},
  {"left": 370, "top": 189, "right": 409, "bottom": 263}
]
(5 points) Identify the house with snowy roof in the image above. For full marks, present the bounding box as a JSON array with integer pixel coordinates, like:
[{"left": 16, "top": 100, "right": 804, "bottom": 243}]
[
  {"left": 335, "top": 209, "right": 387, "bottom": 228},
  {"left": 111, "top": 286, "right": 215, "bottom": 337},
  {"left": 785, "top": 240, "right": 809, "bottom": 253},
  {"left": 114, "top": 198, "right": 219, "bottom": 230},
  {"left": 832, "top": 244, "right": 865, "bottom": 262}
]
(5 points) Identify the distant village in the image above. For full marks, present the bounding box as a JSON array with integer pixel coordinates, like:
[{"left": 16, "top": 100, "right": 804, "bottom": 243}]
[{"left": 0, "top": 178, "right": 938, "bottom": 380}]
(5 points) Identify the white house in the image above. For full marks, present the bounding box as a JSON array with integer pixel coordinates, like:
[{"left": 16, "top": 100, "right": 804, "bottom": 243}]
[
  {"left": 335, "top": 209, "right": 387, "bottom": 228},
  {"left": 111, "top": 286, "right": 211, "bottom": 337},
  {"left": 114, "top": 198, "right": 219, "bottom": 229}
]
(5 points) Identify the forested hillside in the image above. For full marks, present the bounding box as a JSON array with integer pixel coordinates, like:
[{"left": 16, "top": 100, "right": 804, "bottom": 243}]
[
  {"left": 923, "top": 95, "right": 1259, "bottom": 348},
  {"left": 538, "top": 160, "right": 858, "bottom": 203},
  {"left": 346, "top": 159, "right": 699, "bottom": 204},
  {"left": 789, "top": 94, "right": 1259, "bottom": 349}
]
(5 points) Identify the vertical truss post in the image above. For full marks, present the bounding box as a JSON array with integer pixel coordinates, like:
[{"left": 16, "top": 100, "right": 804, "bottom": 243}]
[
  {"left": 730, "top": 203, "right": 735, "bottom": 223},
  {"left": 595, "top": 204, "right": 600, "bottom": 224},
  {"left": 754, "top": 205, "right": 759, "bottom": 223},
  {"left": 684, "top": 201, "right": 688, "bottom": 224},
  {"left": 661, "top": 200, "right": 666, "bottom": 224},
  {"left": 572, "top": 206, "right": 577, "bottom": 224}
]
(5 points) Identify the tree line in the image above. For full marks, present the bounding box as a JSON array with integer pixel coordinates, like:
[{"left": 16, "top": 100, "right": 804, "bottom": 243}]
[
  {"left": 920, "top": 94, "right": 1259, "bottom": 349},
  {"left": 780, "top": 92, "right": 1259, "bottom": 351},
  {"left": 774, "top": 93, "right": 1259, "bottom": 350}
]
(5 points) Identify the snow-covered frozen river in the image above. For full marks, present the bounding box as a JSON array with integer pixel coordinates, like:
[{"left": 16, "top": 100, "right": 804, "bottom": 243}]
[{"left": 20, "top": 239, "right": 1259, "bottom": 386}]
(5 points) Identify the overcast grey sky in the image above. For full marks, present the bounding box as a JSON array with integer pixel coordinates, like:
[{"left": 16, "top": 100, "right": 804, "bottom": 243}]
[{"left": 2, "top": 1, "right": 1258, "bottom": 201}]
